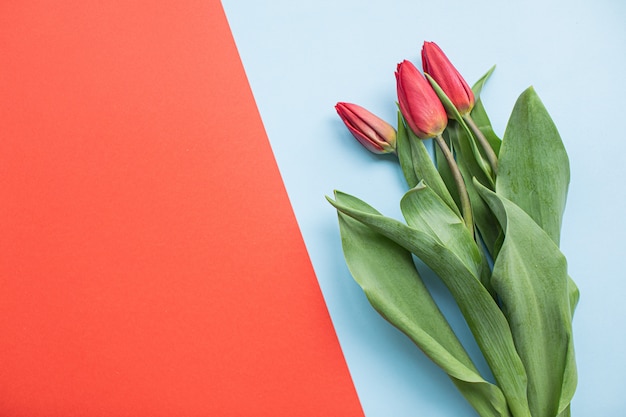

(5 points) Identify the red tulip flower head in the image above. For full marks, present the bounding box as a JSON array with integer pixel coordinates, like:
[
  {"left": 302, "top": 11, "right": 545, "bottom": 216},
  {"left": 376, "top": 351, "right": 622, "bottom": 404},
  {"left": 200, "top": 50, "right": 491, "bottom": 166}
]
[
  {"left": 421, "top": 41, "right": 475, "bottom": 116},
  {"left": 335, "top": 102, "right": 396, "bottom": 154},
  {"left": 395, "top": 60, "right": 448, "bottom": 139}
]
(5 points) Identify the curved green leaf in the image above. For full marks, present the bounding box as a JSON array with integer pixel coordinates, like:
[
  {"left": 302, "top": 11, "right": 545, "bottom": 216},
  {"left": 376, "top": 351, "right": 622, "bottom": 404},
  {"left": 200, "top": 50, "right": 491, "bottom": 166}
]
[
  {"left": 400, "top": 182, "right": 492, "bottom": 294},
  {"left": 336, "top": 209, "right": 510, "bottom": 417},
  {"left": 471, "top": 66, "right": 495, "bottom": 98},
  {"left": 441, "top": 123, "right": 502, "bottom": 258},
  {"left": 396, "top": 111, "right": 419, "bottom": 188},
  {"left": 327, "top": 190, "right": 531, "bottom": 417},
  {"left": 496, "top": 87, "right": 569, "bottom": 246},
  {"left": 475, "top": 182, "right": 577, "bottom": 417},
  {"left": 396, "top": 112, "right": 460, "bottom": 217},
  {"left": 496, "top": 86, "right": 579, "bottom": 315},
  {"left": 471, "top": 66, "right": 501, "bottom": 154}
]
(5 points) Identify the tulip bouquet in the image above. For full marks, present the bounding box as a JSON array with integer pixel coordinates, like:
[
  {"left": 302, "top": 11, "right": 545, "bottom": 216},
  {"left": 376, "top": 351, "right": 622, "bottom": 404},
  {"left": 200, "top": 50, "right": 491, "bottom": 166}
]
[{"left": 328, "top": 42, "right": 578, "bottom": 417}]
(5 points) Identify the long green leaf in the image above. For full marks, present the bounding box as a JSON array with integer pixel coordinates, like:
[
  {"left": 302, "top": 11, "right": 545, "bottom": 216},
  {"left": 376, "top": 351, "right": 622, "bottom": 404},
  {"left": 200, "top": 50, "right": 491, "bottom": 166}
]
[
  {"left": 400, "top": 182, "right": 492, "bottom": 294},
  {"left": 471, "top": 65, "right": 495, "bottom": 97},
  {"left": 475, "top": 182, "right": 577, "bottom": 417},
  {"left": 396, "top": 112, "right": 460, "bottom": 217},
  {"left": 396, "top": 111, "right": 419, "bottom": 188},
  {"left": 496, "top": 86, "right": 579, "bottom": 315},
  {"left": 336, "top": 209, "right": 510, "bottom": 417},
  {"left": 443, "top": 122, "right": 502, "bottom": 258},
  {"left": 327, "top": 190, "right": 531, "bottom": 417},
  {"left": 435, "top": 134, "right": 460, "bottom": 207},
  {"left": 496, "top": 86, "right": 569, "bottom": 246},
  {"left": 471, "top": 66, "right": 501, "bottom": 154}
]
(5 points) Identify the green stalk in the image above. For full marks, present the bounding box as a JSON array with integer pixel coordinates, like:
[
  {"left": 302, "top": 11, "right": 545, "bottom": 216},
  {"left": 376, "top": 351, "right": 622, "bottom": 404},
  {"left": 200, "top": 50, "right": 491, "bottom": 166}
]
[
  {"left": 463, "top": 114, "right": 498, "bottom": 176},
  {"left": 433, "top": 134, "right": 473, "bottom": 233}
]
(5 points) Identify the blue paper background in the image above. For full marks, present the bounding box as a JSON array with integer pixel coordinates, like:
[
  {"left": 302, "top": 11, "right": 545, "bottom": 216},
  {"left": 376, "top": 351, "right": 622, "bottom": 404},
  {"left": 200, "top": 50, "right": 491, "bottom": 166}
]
[{"left": 222, "top": 0, "right": 626, "bottom": 415}]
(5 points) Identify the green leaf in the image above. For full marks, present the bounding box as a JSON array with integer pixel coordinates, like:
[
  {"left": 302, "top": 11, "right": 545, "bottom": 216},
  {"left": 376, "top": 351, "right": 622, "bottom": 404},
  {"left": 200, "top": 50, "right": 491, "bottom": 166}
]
[
  {"left": 336, "top": 208, "right": 511, "bottom": 417},
  {"left": 434, "top": 134, "right": 503, "bottom": 257},
  {"left": 400, "top": 182, "right": 491, "bottom": 292},
  {"left": 475, "top": 181, "right": 577, "bottom": 417},
  {"left": 435, "top": 133, "right": 460, "bottom": 208},
  {"left": 442, "top": 122, "right": 502, "bottom": 258},
  {"left": 396, "top": 111, "right": 419, "bottom": 188},
  {"left": 496, "top": 86, "right": 569, "bottom": 246},
  {"left": 464, "top": 175, "right": 502, "bottom": 260},
  {"left": 471, "top": 65, "right": 496, "bottom": 98},
  {"left": 496, "top": 86, "right": 579, "bottom": 315},
  {"left": 327, "top": 190, "right": 532, "bottom": 417},
  {"left": 396, "top": 112, "right": 460, "bottom": 217},
  {"left": 471, "top": 66, "right": 501, "bottom": 155}
]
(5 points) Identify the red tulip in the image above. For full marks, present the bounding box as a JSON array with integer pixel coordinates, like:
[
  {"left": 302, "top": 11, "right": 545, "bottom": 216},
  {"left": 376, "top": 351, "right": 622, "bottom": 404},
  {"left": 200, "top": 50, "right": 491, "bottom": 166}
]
[
  {"left": 335, "top": 102, "right": 396, "bottom": 154},
  {"left": 421, "top": 41, "right": 475, "bottom": 116},
  {"left": 395, "top": 60, "right": 448, "bottom": 139}
]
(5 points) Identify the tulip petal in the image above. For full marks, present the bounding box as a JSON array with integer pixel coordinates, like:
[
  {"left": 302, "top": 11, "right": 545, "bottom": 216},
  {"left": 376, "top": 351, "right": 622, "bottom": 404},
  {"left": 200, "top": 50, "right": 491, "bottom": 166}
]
[
  {"left": 422, "top": 41, "right": 475, "bottom": 115},
  {"left": 336, "top": 102, "right": 396, "bottom": 154},
  {"left": 396, "top": 61, "right": 447, "bottom": 139}
]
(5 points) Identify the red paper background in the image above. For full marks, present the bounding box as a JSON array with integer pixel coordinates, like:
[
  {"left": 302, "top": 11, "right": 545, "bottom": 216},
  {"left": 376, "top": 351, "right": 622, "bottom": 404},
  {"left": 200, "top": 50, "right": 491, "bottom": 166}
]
[{"left": 0, "top": 1, "right": 363, "bottom": 415}]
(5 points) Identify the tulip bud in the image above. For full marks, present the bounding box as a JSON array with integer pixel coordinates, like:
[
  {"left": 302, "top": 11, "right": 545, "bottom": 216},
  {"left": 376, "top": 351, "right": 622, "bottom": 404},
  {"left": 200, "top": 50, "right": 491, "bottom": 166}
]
[
  {"left": 395, "top": 60, "right": 448, "bottom": 139},
  {"left": 335, "top": 102, "right": 397, "bottom": 154},
  {"left": 421, "top": 41, "right": 475, "bottom": 116}
]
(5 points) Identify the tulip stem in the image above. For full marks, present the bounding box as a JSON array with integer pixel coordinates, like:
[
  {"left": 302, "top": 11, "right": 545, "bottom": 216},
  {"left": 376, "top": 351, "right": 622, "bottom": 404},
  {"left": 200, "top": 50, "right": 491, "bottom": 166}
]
[
  {"left": 463, "top": 114, "right": 498, "bottom": 177},
  {"left": 434, "top": 134, "right": 473, "bottom": 233}
]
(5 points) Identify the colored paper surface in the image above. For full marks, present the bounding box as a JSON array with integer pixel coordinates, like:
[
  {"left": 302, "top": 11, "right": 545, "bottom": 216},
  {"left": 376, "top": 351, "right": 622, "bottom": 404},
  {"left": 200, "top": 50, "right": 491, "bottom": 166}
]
[
  {"left": 0, "top": 1, "right": 363, "bottom": 416},
  {"left": 223, "top": 0, "right": 626, "bottom": 415}
]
